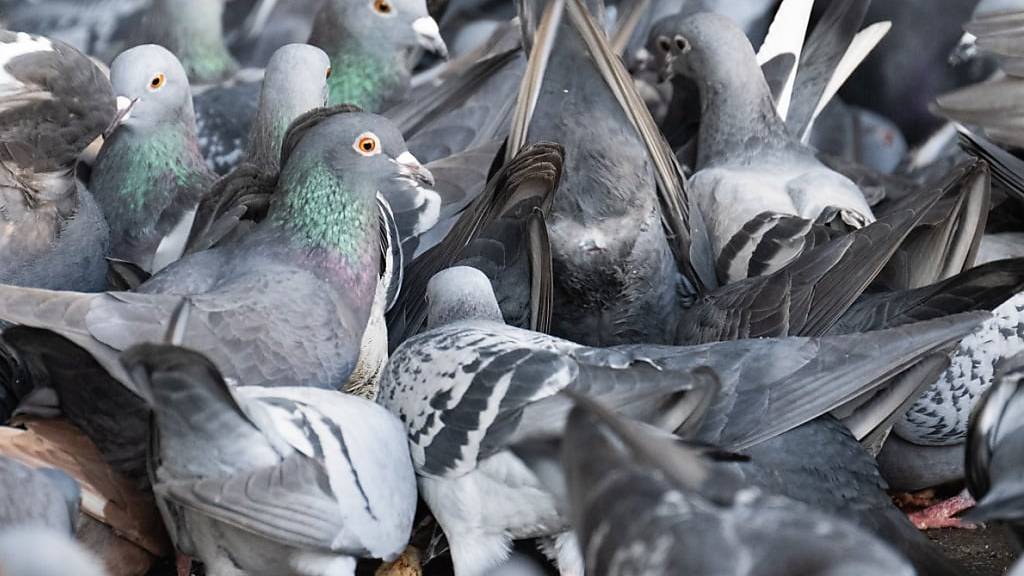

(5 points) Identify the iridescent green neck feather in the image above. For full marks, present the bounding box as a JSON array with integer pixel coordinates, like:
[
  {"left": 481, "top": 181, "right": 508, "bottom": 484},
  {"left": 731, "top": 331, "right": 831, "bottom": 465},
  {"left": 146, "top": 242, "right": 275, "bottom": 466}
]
[
  {"left": 326, "top": 50, "right": 407, "bottom": 111},
  {"left": 271, "top": 158, "right": 377, "bottom": 260},
  {"left": 91, "top": 126, "right": 212, "bottom": 251}
]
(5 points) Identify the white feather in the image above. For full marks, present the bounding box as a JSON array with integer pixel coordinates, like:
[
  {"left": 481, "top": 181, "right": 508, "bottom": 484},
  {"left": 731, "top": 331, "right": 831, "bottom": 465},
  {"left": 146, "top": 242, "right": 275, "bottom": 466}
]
[
  {"left": 0, "top": 33, "right": 53, "bottom": 96},
  {"left": 802, "top": 21, "right": 892, "bottom": 142},
  {"left": 151, "top": 208, "right": 197, "bottom": 273},
  {"left": 755, "top": 0, "right": 814, "bottom": 121}
]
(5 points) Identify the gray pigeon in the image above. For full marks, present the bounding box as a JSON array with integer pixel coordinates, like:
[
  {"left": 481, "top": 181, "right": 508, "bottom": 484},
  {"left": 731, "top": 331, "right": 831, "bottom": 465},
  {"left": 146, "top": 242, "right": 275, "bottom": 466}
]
[
  {"left": 89, "top": 44, "right": 215, "bottom": 274},
  {"left": 377, "top": 265, "right": 984, "bottom": 576},
  {"left": 0, "top": 527, "right": 108, "bottom": 576},
  {"left": 130, "top": 0, "right": 239, "bottom": 85},
  {"left": 309, "top": 0, "right": 449, "bottom": 110},
  {"left": 965, "top": 350, "right": 1024, "bottom": 539},
  {"left": 121, "top": 342, "right": 417, "bottom": 576},
  {"left": 0, "top": 455, "right": 80, "bottom": 533},
  {"left": 0, "top": 30, "right": 113, "bottom": 292},
  {"left": 244, "top": 44, "right": 331, "bottom": 173},
  {"left": 511, "top": 395, "right": 916, "bottom": 576},
  {"left": 660, "top": 12, "right": 876, "bottom": 284},
  {"left": 0, "top": 107, "right": 411, "bottom": 479}
]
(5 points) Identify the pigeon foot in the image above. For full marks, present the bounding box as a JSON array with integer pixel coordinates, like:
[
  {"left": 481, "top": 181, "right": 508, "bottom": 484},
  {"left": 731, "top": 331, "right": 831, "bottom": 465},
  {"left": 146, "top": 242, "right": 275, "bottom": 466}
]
[{"left": 900, "top": 488, "right": 978, "bottom": 530}]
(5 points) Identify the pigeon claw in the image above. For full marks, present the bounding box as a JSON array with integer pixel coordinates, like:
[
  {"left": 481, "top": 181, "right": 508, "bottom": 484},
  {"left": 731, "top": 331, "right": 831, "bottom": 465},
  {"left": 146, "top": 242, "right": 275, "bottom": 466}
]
[{"left": 902, "top": 489, "right": 979, "bottom": 530}]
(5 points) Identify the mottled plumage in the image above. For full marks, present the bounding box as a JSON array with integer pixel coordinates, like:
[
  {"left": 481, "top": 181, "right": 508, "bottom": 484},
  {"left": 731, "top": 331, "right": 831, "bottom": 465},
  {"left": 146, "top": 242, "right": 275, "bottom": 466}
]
[
  {"left": 122, "top": 343, "right": 417, "bottom": 576},
  {"left": 0, "top": 31, "right": 113, "bottom": 291}
]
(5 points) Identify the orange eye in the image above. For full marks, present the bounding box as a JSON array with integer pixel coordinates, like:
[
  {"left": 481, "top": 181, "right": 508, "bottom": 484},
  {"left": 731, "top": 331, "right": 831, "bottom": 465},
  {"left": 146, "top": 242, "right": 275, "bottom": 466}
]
[
  {"left": 148, "top": 72, "right": 166, "bottom": 91},
  {"left": 354, "top": 132, "right": 381, "bottom": 156},
  {"left": 325, "top": 66, "right": 332, "bottom": 79},
  {"left": 373, "top": 0, "right": 393, "bottom": 14}
]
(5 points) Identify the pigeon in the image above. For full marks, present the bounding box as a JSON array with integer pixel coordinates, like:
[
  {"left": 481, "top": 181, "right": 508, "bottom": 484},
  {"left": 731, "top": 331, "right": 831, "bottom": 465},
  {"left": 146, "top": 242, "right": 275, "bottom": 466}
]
[
  {"left": 309, "top": 0, "right": 449, "bottom": 110},
  {"left": 0, "top": 526, "right": 108, "bottom": 576},
  {"left": 660, "top": 12, "right": 877, "bottom": 284},
  {"left": 0, "top": 30, "right": 113, "bottom": 292},
  {"left": 377, "top": 265, "right": 985, "bottom": 575},
  {"left": 89, "top": 44, "right": 216, "bottom": 274},
  {"left": 0, "top": 0, "right": 147, "bottom": 61},
  {"left": 0, "top": 455, "right": 80, "bottom": 532},
  {"left": 243, "top": 44, "right": 331, "bottom": 173},
  {"left": 511, "top": 0, "right": 714, "bottom": 347},
  {"left": 0, "top": 107, "right": 411, "bottom": 478},
  {"left": 229, "top": 0, "right": 324, "bottom": 68},
  {"left": 964, "top": 350, "right": 1024, "bottom": 540},
  {"left": 510, "top": 394, "right": 917, "bottom": 576},
  {"left": 130, "top": 0, "right": 239, "bottom": 85},
  {"left": 934, "top": 8, "right": 1024, "bottom": 149},
  {"left": 120, "top": 340, "right": 417, "bottom": 576}
]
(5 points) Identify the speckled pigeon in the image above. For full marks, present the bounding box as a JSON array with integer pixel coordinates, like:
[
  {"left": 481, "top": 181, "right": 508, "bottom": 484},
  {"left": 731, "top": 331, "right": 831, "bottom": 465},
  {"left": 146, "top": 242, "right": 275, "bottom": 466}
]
[
  {"left": 377, "top": 265, "right": 985, "bottom": 575},
  {"left": 89, "top": 44, "right": 215, "bottom": 274},
  {"left": 0, "top": 108, "right": 409, "bottom": 479},
  {"left": 0, "top": 30, "right": 113, "bottom": 292},
  {"left": 121, "top": 342, "right": 417, "bottom": 576}
]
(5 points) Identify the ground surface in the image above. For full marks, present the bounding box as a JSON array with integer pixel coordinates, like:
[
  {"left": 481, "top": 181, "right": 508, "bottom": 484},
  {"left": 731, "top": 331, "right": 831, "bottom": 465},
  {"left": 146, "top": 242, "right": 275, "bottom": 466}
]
[{"left": 930, "top": 526, "right": 1019, "bottom": 575}]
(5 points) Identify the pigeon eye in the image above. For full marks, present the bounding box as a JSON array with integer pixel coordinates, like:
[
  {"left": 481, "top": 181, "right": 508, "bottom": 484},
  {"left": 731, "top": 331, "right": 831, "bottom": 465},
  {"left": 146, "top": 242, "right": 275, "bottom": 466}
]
[
  {"left": 372, "top": 0, "right": 393, "bottom": 14},
  {"left": 673, "top": 35, "right": 691, "bottom": 53},
  {"left": 656, "top": 36, "right": 672, "bottom": 53},
  {"left": 325, "top": 66, "right": 332, "bottom": 79},
  {"left": 354, "top": 132, "right": 381, "bottom": 156},
  {"left": 148, "top": 72, "right": 166, "bottom": 91}
]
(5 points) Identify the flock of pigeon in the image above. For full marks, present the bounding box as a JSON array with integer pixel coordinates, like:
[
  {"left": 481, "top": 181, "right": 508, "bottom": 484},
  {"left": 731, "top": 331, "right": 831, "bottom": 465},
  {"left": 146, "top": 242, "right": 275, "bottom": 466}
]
[{"left": 4, "top": 0, "right": 1024, "bottom": 575}]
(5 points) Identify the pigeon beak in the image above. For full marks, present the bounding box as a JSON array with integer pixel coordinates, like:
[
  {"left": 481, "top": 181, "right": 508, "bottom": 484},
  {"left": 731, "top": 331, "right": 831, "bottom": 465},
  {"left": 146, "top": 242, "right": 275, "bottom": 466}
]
[
  {"left": 413, "top": 16, "right": 448, "bottom": 60},
  {"left": 657, "top": 55, "right": 676, "bottom": 84},
  {"left": 395, "top": 150, "right": 435, "bottom": 187},
  {"left": 104, "top": 96, "right": 138, "bottom": 138}
]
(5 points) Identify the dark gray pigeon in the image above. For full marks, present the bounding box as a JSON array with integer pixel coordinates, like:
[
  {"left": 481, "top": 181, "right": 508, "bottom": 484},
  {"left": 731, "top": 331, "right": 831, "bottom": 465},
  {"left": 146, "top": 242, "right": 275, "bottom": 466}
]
[
  {"left": 121, "top": 342, "right": 417, "bottom": 576},
  {"left": 511, "top": 395, "right": 916, "bottom": 576},
  {"left": 0, "top": 108, "right": 409, "bottom": 478},
  {"left": 377, "top": 265, "right": 985, "bottom": 576},
  {"left": 309, "top": 0, "right": 449, "bottom": 111},
  {"left": 89, "top": 44, "right": 216, "bottom": 274},
  {"left": 964, "top": 350, "right": 1024, "bottom": 540},
  {"left": 0, "top": 31, "right": 113, "bottom": 292}
]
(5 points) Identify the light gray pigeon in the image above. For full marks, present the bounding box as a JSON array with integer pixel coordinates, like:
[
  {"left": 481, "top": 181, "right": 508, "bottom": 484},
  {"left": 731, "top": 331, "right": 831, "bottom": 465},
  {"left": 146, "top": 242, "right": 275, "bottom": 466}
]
[
  {"left": 0, "top": 455, "right": 80, "bottom": 533},
  {"left": 0, "top": 30, "right": 113, "bottom": 292},
  {"left": 121, "top": 342, "right": 417, "bottom": 576},
  {"left": 309, "top": 0, "right": 449, "bottom": 110},
  {"left": 89, "top": 44, "right": 216, "bottom": 274},
  {"left": 0, "top": 108, "right": 411, "bottom": 480},
  {"left": 660, "top": 12, "right": 877, "bottom": 284},
  {"left": 130, "top": 0, "right": 239, "bottom": 85},
  {"left": 377, "top": 265, "right": 985, "bottom": 576},
  {"left": 0, "top": 527, "right": 108, "bottom": 576},
  {"left": 511, "top": 394, "right": 916, "bottom": 576}
]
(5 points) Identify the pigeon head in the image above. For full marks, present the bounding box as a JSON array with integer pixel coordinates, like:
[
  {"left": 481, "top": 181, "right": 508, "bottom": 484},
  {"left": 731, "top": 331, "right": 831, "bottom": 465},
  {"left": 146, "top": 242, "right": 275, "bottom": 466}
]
[
  {"left": 426, "top": 266, "right": 503, "bottom": 327},
  {"left": 107, "top": 44, "right": 195, "bottom": 134},
  {"left": 652, "top": 12, "right": 757, "bottom": 84},
  {"left": 309, "top": 0, "right": 447, "bottom": 109},
  {"left": 247, "top": 44, "right": 333, "bottom": 170},
  {"left": 270, "top": 107, "right": 431, "bottom": 256}
]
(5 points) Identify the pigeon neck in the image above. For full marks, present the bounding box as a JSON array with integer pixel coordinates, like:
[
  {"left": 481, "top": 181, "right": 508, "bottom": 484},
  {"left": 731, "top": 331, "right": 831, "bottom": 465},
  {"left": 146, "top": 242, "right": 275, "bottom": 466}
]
[
  {"left": 247, "top": 87, "right": 322, "bottom": 171},
  {"left": 694, "top": 58, "right": 793, "bottom": 168},
  {"left": 266, "top": 158, "right": 380, "bottom": 299},
  {"left": 308, "top": 14, "right": 407, "bottom": 111},
  {"left": 145, "top": 0, "right": 237, "bottom": 84},
  {"left": 324, "top": 48, "right": 407, "bottom": 111},
  {"left": 91, "top": 125, "right": 212, "bottom": 240}
]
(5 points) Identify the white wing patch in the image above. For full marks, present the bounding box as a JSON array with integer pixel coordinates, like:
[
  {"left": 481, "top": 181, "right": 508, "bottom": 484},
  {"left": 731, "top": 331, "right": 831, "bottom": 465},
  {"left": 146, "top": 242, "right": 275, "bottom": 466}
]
[
  {"left": 755, "top": 0, "right": 814, "bottom": 121},
  {"left": 0, "top": 33, "right": 54, "bottom": 96}
]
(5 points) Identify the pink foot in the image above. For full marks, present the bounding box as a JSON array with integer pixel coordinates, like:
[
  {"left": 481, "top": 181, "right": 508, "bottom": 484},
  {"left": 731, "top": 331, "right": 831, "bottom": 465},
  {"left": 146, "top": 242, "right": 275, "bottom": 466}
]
[
  {"left": 906, "top": 489, "right": 978, "bottom": 530},
  {"left": 176, "top": 552, "right": 192, "bottom": 576}
]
